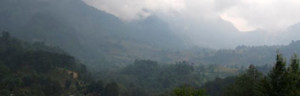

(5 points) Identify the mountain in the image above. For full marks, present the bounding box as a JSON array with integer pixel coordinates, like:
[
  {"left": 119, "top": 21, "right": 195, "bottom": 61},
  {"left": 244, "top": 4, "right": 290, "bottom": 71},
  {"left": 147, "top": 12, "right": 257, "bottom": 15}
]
[
  {"left": 0, "top": 0, "right": 186, "bottom": 69},
  {"left": 3, "top": 0, "right": 300, "bottom": 70},
  {"left": 0, "top": 32, "right": 91, "bottom": 95}
]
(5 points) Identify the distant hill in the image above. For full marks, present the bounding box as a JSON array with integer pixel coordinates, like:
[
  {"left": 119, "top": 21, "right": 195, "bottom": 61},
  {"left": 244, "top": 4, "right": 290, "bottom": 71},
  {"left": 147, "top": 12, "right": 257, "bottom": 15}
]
[
  {"left": 2, "top": 0, "right": 300, "bottom": 71},
  {"left": 0, "top": 32, "right": 90, "bottom": 95},
  {"left": 0, "top": 0, "right": 185, "bottom": 70},
  {"left": 173, "top": 41, "right": 300, "bottom": 67}
]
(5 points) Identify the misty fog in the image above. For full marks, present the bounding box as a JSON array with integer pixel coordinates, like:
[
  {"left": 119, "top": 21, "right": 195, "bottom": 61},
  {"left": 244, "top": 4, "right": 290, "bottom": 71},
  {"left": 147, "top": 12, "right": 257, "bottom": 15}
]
[{"left": 1, "top": 0, "right": 300, "bottom": 96}]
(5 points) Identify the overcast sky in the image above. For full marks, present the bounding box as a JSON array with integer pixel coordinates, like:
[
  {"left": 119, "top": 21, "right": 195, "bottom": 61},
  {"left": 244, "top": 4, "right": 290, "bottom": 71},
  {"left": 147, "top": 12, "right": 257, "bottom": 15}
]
[
  {"left": 82, "top": 0, "right": 300, "bottom": 48},
  {"left": 84, "top": 0, "right": 300, "bottom": 33}
]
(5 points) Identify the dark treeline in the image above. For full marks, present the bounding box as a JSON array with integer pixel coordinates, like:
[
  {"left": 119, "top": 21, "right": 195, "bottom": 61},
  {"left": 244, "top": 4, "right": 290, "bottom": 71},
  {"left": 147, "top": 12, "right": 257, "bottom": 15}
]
[
  {"left": 0, "top": 32, "right": 135, "bottom": 96},
  {"left": 0, "top": 32, "right": 229, "bottom": 95},
  {"left": 0, "top": 31, "right": 91, "bottom": 95},
  {"left": 202, "top": 52, "right": 300, "bottom": 96},
  {"left": 96, "top": 60, "right": 238, "bottom": 96},
  {"left": 0, "top": 32, "right": 237, "bottom": 96},
  {"left": 2, "top": 0, "right": 300, "bottom": 96}
]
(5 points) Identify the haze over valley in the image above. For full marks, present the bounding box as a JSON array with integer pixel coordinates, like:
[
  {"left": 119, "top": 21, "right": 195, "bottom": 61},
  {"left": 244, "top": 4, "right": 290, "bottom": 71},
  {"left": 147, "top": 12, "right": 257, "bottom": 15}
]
[{"left": 1, "top": 0, "right": 300, "bottom": 95}]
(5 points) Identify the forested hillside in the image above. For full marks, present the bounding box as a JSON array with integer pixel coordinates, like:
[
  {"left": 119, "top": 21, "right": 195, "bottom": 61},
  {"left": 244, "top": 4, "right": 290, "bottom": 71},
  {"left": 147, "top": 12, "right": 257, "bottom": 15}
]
[
  {"left": 0, "top": 0, "right": 185, "bottom": 70},
  {"left": 201, "top": 53, "right": 300, "bottom": 96},
  {"left": 3, "top": 0, "right": 300, "bottom": 96},
  {"left": 0, "top": 31, "right": 261, "bottom": 96},
  {"left": 2, "top": 0, "right": 300, "bottom": 72},
  {"left": 0, "top": 32, "right": 90, "bottom": 95},
  {"left": 1, "top": 30, "right": 300, "bottom": 96},
  {"left": 183, "top": 41, "right": 300, "bottom": 66},
  {"left": 95, "top": 60, "right": 240, "bottom": 95}
]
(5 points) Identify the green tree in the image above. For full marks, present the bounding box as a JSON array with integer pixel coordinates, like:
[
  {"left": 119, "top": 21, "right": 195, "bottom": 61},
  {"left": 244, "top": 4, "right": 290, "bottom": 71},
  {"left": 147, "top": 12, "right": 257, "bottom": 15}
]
[
  {"left": 0, "top": 63, "right": 9, "bottom": 80},
  {"left": 104, "top": 82, "right": 120, "bottom": 96},
  {"left": 43, "top": 79, "right": 63, "bottom": 96},
  {"left": 173, "top": 85, "right": 206, "bottom": 96},
  {"left": 285, "top": 54, "right": 300, "bottom": 95},
  {"left": 2, "top": 31, "right": 10, "bottom": 41},
  {"left": 259, "top": 52, "right": 288, "bottom": 96},
  {"left": 87, "top": 80, "right": 105, "bottom": 95},
  {"left": 225, "top": 64, "right": 263, "bottom": 96}
]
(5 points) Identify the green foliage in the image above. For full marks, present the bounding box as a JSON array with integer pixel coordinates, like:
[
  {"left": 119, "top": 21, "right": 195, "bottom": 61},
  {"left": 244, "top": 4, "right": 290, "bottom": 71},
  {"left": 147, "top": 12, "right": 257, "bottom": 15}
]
[
  {"left": 2, "top": 31, "right": 10, "bottom": 40},
  {"left": 7, "top": 28, "right": 300, "bottom": 96},
  {"left": 285, "top": 54, "right": 300, "bottom": 95},
  {"left": 42, "top": 79, "right": 63, "bottom": 96},
  {"left": 98, "top": 59, "right": 238, "bottom": 96},
  {"left": 0, "top": 63, "right": 10, "bottom": 79},
  {"left": 86, "top": 80, "right": 105, "bottom": 95},
  {"left": 201, "top": 77, "right": 235, "bottom": 96},
  {"left": 223, "top": 52, "right": 300, "bottom": 96},
  {"left": 124, "top": 60, "right": 159, "bottom": 78},
  {"left": 259, "top": 53, "right": 289, "bottom": 96},
  {"left": 225, "top": 65, "right": 263, "bottom": 96},
  {"left": 104, "top": 82, "right": 120, "bottom": 96},
  {"left": 173, "top": 85, "right": 206, "bottom": 96},
  {"left": 0, "top": 32, "right": 90, "bottom": 95},
  {"left": 172, "top": 61, "right": 194, "bottom": 75},
  {"left": 259, "top": 53, "right": 300, "bottom": 96}
]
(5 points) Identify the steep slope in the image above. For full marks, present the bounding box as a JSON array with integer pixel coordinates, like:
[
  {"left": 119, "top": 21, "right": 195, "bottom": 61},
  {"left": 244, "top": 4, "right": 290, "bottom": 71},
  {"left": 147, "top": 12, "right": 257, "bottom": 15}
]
[
  {"left": 0, "top": 32, "right": 90, "bottom": 95},
  {"left": 0, "top": 0, "right": 185, "bottom": 69}
]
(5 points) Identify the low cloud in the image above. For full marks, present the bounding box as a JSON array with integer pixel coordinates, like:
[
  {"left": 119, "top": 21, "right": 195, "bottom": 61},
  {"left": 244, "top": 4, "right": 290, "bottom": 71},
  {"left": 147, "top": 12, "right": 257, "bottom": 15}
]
[
  {"left": 84, "top": 0, "right": 300, "bottom": 32},
  {"left": 83, "top": 0, "right": 185, "bottom": 21},
  {"left": 217, "top": 0, "right": 300, "bottom": 32}
]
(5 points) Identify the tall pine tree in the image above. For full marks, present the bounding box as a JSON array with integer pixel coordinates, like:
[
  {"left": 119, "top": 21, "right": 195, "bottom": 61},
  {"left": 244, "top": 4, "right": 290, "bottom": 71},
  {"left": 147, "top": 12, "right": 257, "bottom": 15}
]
[
  {"left": 286, "top": 54, "right": 300, "bottom": 95},
  {"left": 225, "top": 64, "right": 263, "bottom": 96},
  {"left": 260, "top": 52, "right": 288, "bottom": 96}
]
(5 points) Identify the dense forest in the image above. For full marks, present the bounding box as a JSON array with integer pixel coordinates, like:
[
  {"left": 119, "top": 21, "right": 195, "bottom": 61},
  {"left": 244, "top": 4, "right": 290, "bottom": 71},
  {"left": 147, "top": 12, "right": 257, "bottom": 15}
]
[
  {"left": 2, "top": 31, "right": 300, "bottom": 96},
  {"left": 0, "top": 32, "right": 92, "bottom": 95},
  {"left": 0, "top": 32, "right": 235, "bottom": 95},
  {"left": 2, "top": 0, "right": 300, "bottom": 96}
]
